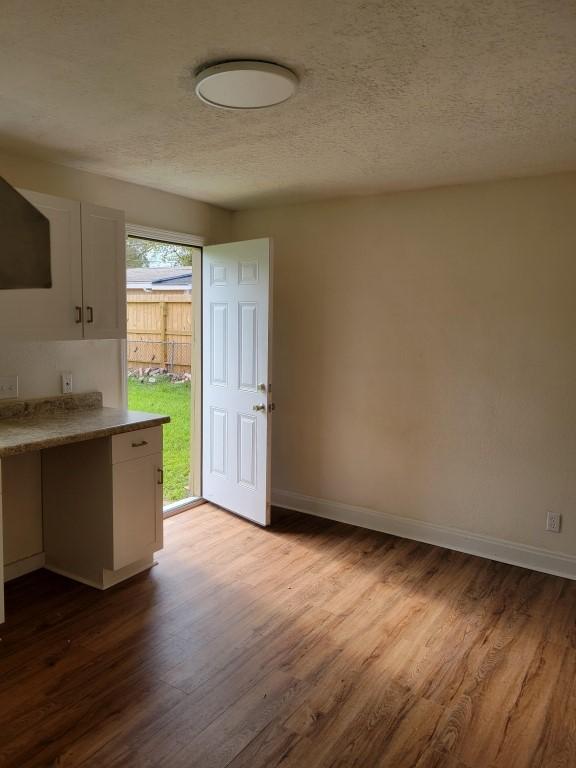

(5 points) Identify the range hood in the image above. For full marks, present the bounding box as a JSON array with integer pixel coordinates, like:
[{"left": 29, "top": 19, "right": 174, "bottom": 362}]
[{"left": 0, "top": 176, "right": 51, "bottom": 289}]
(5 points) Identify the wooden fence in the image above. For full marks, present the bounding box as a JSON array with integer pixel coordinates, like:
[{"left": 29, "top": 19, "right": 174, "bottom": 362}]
[{"left": 127, "top": 292, "right": 192, "bottom": 373}]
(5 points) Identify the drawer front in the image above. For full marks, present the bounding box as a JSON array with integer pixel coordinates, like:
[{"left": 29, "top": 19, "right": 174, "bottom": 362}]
[{"left": 112, "top": 426, "right": 162, "bottom": 464}]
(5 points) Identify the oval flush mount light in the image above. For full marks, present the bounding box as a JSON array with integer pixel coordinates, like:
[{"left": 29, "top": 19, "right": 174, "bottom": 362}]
[{"left": 195, "top": 61, "right": 298, "bottom": 110}]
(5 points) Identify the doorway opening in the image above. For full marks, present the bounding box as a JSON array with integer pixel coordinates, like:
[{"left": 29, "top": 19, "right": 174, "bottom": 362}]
[{"left": 124, "top": 225, "right": 203, "bottom": 516}]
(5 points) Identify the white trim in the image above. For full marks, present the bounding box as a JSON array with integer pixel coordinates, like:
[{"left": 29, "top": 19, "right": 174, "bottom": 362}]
[
  {"left": 272, "top": 489, "right": 576, "bottom": 581},
  {"left": 126, "top": 223, "right": 204, "bottom": 247},
  {"left": 126, "top": 284, "right": 191, "bottom": 291},
  {"left": 190, "top": 247, "right": 202, "bottom": 498},
  {"left": 147, "top": 285, "right": 191, "bottom": 292},
  {"left": 119, "top": 338, "right": 128, "bottom": 408},
  {"left": 163, "top": 496, "right": 204, "bottom": 519},
  {"left": 4, "top": 553, "right": 46, "bottom": 582}
]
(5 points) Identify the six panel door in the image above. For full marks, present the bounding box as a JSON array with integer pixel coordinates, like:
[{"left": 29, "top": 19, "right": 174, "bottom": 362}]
[{"left": 202, "top": 239, "right": 272, "bottom": 526}]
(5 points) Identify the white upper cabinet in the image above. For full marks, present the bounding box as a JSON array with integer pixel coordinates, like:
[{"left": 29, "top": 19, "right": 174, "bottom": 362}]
[
  {"left": 0, "top": 190, "right": 126, "bottom": 341},
  {"left": 81, "top": 203, "right": 126, "bottom": 340},
  {"left": 0, "top": 190, "right": 83, "bottom": 340}
]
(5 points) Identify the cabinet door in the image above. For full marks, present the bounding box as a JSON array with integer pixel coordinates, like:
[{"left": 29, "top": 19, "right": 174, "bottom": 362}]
[
  {"left": 112, "top": 452, "right": 163, "bottom": 570},
  {"left": 81, "top": 203, "right": 126, "bottom": 340},
  {"left": 0, "top": 190, "right": 83, "bottom": 340}
]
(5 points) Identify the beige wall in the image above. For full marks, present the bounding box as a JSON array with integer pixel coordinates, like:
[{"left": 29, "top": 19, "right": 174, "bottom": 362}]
[
  {"left": 0, "top": 148, "right": 232, "bottom": 241},
  {"left": 0, "top": 151, "right": 232, "bottom": 567},
  {"left": 232, "top": 173, "right": 576, "bottom": 556}
]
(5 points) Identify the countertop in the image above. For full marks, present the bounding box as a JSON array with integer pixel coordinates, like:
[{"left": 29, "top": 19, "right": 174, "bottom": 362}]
[{"left": 0, "top": 403, "right": 170, "bottom": 458}]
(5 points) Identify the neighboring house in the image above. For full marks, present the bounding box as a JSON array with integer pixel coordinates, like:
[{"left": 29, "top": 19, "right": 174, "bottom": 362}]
[{"left": 126, "top": 267, "right": 192, "bottom": 297}]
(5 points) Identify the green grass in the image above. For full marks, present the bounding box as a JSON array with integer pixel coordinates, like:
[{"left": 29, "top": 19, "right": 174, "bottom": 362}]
[{"left": 127, "top": 378, "right": 191, "bottom": 503}]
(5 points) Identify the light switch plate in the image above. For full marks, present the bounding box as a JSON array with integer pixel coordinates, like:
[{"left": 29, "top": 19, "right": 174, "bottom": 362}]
[{"left": 0, "top": 375, "right": 19, "bottom": 400}]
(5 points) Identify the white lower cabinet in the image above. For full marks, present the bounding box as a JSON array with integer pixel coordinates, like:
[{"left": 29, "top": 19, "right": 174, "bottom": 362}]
[
  {"left": 42, "top": 427, "right": 163, "bottom": 589},
  {"left": 112, "top": 453, "right": 163, "bottom": 570}
]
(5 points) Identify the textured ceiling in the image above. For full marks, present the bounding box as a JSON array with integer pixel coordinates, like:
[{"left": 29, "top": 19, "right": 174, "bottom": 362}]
[{"left": 0, "top": 0, "right": 575, "bottom": 209}]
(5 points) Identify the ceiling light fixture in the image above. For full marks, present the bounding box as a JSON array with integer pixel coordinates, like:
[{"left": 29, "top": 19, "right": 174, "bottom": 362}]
[{"left": 195, "top": 61, "right": 298, "bottom": 110}]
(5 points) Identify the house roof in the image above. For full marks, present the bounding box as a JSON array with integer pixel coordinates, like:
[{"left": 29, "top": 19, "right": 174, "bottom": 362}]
[
  {"left": 152, "top": 273, "right": 193, "bottom": 286},
  {"left": 126, "top": 267, "right": 192, "bottom": 285},
  {"left": 126, "top": 267, "right": 192, "bottom": 290}
]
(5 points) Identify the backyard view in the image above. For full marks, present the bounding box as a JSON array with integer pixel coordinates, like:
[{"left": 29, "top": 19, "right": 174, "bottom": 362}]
[
  {"left": 126, "top": 235, "right": 198, "bottom": 505},
  {"left": 128, "top": 377, "right": 191, "bottom": 502}
]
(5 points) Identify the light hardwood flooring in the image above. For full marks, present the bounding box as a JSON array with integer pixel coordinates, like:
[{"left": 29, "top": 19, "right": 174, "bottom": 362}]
[{"left": 0, "top": 503, "right": 575, "bottom": 767}]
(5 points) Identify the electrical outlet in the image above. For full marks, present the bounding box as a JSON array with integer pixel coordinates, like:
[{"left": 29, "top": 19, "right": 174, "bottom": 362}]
[
  {"left": 61, "top": 372, "right": 73, "bottom": 394},
  {"left": 0, "top": 375, "right": 19, "bottom": 400},
  {"left": 546, "top": 511, "right": 562, "bottom": 533}
]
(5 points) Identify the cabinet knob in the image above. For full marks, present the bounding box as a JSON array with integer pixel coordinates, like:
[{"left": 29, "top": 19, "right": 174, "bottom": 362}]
[
  {"left": 157, "top": 468, "right": 164, "bottom": 485},
  {"left": 75, "top": 306, "right": 82, "bottom": 324},
  {"left": 86, "top": 306, "right": 94, "bottom": 323}
]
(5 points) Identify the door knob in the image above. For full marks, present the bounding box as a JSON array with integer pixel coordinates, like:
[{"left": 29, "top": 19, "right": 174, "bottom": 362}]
[{"left": 252, "top": 404, "right": 266, "bottom": 412}]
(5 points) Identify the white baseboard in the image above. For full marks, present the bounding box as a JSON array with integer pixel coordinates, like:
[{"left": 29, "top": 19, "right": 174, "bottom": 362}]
[
  {"left": 272, "top": 489, "right": 576, "bottom": 581},
  {"left": 4, "top": 552, "right": 46, "bottom": 582}
]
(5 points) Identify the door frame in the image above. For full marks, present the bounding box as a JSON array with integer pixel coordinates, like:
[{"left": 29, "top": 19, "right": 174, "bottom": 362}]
[{"left": 124, "top": 224, "right": 204, "bottom": 511}]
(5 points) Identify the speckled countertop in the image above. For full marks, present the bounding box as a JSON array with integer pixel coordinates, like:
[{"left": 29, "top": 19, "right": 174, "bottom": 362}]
[{"left": 0, "top": 392, "right": 170, "bottom": 458}]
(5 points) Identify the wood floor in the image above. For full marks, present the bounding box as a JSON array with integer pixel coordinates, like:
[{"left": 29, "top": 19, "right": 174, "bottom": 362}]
[{"left": 1, "top": 504, "right": 575, "bottom": 767}]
